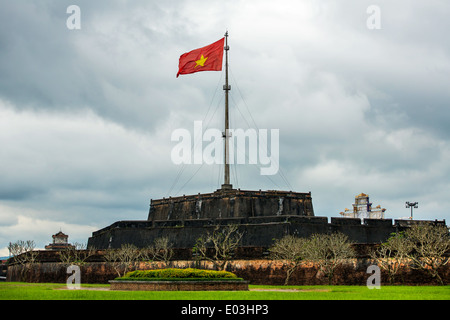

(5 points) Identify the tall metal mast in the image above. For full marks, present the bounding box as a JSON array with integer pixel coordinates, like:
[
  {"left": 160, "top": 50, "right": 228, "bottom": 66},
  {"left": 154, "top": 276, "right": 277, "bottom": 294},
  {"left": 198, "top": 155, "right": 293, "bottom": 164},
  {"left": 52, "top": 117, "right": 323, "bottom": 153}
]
[{"left": 222, "top": 31, "right": 232, "bottom": 190}]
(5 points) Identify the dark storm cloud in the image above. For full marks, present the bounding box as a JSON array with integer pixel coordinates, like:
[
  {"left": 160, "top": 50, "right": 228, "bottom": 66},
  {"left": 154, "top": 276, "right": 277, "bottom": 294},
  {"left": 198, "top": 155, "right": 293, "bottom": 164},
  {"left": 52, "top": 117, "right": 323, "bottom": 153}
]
[
  {"left": 1, "top": 0, "right": 449, "bottom": 255},
  {"left": 0, "top": 1, "right": 197, "bottom": 130}
]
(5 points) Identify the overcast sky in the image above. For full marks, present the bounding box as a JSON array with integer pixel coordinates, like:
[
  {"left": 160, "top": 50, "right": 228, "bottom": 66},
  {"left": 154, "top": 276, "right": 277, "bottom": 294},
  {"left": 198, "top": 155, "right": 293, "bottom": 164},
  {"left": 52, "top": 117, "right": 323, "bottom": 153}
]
[{"left": 1, "top": 0, "right": 449, "bottom": 255}]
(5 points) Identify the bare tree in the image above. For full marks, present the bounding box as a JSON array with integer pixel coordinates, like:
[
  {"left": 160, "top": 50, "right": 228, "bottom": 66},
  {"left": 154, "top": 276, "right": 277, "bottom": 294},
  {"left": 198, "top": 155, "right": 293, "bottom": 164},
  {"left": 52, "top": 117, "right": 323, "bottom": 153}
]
[
  {"left": 7, "top": 240, "right": 39, "bottom": 281},
  {"left": 103, "top": 244, "right": 142, "bottom": 277},
  {"left": 193, "top": 224, "right": 243, "bottom": 271},
  {"left": 405, "top": 224, "right": 450, "bottom": 285},
  {"left": 303, "top": 232, "right": 355, "bottom": 285},
  {"left": 142, "top": 237, "right": 174, "bottom": 266},
  {"left": 59, "top": 242, "right": 96, "bottom": 266},
  {"left": 8, "top": 240, "right": 38, "bottom": 264},
  {"left": 269, "top": 235, "right": 306, "bottom": 285},
  {"left": 193, "top": 233, "right": 210, "bottom": 267},
  {"left": 370, "top": 232, "right": 412, "bottom": 284}
]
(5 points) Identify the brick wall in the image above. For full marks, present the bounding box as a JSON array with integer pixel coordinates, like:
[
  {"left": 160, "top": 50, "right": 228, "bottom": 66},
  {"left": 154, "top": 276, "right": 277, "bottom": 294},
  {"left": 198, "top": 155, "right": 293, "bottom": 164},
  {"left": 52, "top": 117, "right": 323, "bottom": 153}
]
[
  {"left": 109, "top": 280, "right": 249, "bottom": 291},
  {"left": 6, "top": 259, "right": 449, "bottom": 285}
]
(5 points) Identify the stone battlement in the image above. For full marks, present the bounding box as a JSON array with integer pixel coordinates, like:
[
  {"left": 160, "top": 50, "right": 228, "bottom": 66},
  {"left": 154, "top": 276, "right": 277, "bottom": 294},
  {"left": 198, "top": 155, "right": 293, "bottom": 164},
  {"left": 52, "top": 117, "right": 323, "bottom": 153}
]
[
  {"left": 87, "top": 214, "right": 446, "bottom": 250},
  {"left": 87, "top": 188, "right": 446, "bottom": 251},
  {"left": 148, "top": 188, "right": 314, "bottom": 221}
]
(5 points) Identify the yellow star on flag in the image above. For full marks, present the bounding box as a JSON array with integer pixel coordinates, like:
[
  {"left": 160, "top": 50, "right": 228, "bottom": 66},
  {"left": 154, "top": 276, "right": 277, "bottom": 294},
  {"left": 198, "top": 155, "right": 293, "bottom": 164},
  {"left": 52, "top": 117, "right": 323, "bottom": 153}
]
[{"left": 195, "top": 54, "right": 208, "bottom": 68}]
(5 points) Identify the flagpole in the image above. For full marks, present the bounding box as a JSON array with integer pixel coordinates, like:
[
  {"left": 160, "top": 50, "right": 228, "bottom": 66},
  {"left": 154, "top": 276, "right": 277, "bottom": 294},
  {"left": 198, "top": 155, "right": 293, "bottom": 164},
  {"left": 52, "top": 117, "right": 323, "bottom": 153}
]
[{"left": 222, "top": 31, "right": 232, "bottom": 190}]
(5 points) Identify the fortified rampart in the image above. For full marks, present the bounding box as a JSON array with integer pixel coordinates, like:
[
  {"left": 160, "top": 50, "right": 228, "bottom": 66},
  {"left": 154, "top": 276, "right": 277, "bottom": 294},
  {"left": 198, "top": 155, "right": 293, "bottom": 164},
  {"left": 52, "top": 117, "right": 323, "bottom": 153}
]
[
  {"left": 87, "top": 188, "right": 446, "bottom": 251},
  {"left": 148, "top": 189, "right": 314, "bottom": 221},
  {"left": 87, "top": 215, "right": 446, "bottom": 250}
]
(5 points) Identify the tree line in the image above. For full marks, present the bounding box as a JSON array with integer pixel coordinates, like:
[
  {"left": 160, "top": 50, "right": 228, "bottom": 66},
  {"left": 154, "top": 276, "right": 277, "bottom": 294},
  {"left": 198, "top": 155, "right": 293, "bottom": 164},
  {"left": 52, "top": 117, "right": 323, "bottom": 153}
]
[
  {"left": 269, "top": 223, "right": 449, "bottom": 285},
  {"left": 7, "top": 223, "right": 449, "bottom": 285}
]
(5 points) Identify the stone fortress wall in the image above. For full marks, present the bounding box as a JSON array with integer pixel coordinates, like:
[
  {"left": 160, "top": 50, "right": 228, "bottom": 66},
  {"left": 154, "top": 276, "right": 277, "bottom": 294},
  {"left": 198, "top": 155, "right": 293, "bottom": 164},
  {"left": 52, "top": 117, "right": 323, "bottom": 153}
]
[{"left": 87, "top": 188, "right": 446, "bottom": 251}]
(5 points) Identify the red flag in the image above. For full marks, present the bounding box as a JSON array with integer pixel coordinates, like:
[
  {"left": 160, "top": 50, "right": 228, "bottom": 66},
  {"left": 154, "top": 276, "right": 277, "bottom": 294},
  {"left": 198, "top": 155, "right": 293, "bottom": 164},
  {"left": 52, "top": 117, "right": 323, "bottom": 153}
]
[{"left": 176, "top": 38, "right": 224, "bottom": 78}]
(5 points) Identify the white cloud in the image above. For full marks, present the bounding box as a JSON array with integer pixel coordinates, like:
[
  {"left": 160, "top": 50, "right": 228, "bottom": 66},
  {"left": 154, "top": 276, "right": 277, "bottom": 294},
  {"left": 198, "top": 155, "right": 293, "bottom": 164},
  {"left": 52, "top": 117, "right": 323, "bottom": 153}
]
[{"left": 0, "top": 206, "right": 97, "bottom": 257}]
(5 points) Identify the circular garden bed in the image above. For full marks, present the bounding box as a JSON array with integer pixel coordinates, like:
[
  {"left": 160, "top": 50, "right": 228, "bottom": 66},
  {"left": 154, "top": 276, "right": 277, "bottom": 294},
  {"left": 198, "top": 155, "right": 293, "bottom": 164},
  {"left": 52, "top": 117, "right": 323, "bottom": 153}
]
[{"left": 109, "top": 268, "right": 249, "bottom": 291}]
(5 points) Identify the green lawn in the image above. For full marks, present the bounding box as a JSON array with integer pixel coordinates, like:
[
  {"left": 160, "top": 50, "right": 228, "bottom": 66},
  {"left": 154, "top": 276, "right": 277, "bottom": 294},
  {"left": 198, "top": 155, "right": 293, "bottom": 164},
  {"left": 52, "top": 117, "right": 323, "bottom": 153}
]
[{"left": 0, "top": 282, "right": 449, "bottom": 300}]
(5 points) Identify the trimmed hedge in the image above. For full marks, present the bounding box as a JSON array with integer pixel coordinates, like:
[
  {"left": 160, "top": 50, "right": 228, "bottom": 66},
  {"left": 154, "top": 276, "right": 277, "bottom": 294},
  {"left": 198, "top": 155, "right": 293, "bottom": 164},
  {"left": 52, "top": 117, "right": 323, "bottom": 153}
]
[
  {"left": 114, "top": 277, "right": 244, "bottom": 282},
  {"left": 116, "top": 268, "right": 241, "bottom": 281}
]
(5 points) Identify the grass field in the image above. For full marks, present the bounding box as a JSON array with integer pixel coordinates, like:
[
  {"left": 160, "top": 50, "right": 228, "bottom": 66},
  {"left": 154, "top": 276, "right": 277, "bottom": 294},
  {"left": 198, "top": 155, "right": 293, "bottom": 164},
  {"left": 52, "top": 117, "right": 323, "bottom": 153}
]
[{"left": 0, "top": 282, "right": 449, "bottom": 300}]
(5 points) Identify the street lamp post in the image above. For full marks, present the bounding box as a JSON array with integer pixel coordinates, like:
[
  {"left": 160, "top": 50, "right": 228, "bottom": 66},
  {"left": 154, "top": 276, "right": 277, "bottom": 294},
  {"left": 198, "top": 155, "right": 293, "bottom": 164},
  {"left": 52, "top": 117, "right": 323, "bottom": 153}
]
[{"left": 405, "top": 201, "right": 418, "bottom": 220}]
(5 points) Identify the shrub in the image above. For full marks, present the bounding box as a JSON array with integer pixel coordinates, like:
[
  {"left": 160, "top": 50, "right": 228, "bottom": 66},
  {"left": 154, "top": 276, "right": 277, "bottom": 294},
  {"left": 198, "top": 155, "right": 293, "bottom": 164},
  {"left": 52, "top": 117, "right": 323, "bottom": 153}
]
[{"left": 116, "top": 268, "right": 240, "bottom": 281}]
